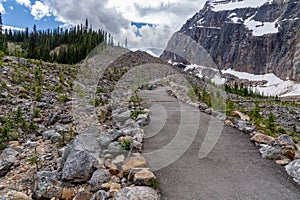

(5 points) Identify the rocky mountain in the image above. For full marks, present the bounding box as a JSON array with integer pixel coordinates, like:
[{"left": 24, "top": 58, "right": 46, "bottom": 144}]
[{"left": 160, "top": 0, "right": 300, "bottom": 82}]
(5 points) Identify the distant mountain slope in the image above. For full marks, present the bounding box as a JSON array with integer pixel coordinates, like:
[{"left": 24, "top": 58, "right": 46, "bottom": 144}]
[{"left": 160, "top": 0, "right": 300, "bottom": 82}]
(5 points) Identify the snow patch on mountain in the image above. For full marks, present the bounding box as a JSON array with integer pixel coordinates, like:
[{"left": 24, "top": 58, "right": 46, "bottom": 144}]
[
  {"left": 184, "top": 64, "right": 300, "bottom": 97},
  {"left": 244, "top": 16, "right": 279, "bottom": 36},
  {"left": 223, "top": 69, "right": 300, "bottom": 97},
  {"left": 210, "top": 0, "right": 273, "bottom": 12}
]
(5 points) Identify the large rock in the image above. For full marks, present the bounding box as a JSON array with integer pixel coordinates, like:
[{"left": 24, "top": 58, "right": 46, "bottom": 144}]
[
  {"left": 232, "top": 111, "right": 250, "bottom": 121},
  {"left": 285, "top": 159, "right": 300, "bottom": 185},
  {"left": 0, "top": 148, "right": 18, "bottom": 177},
  {"left": 88, "top": 169, "right": 112, "bottom": 192},
  {"left": 113, "top": 186, "right": 159, "bottom": 200},
  {"left": 259, "top": 144, "right": 281, "bottom": 159},
  {"left": 112, "top": 109, "right": 131, "bottom": 127},
  {"left": 122, "top": 155, "right": 147, "bottom": 174},
  {"left": 133, "top": 168, "right": 156, "bottom": 186},
  {"left": 90, "top": 190, "right": 108, "bottom": 200},
  {"left": 250, "top": 133, "right": 275, "bottom": 145},
  {"left": 62, "top": 133, "right": 101, "bottom": 182},
  {"left": 281, "top": 145, "right": 296, "bottom": 160},
  {"left": 276, "top": 134, "right": 295, "bottom": 146},
  {"left": 4, "top": 191, "right": 31, "bottom": 200},
  {"left": 33, "top": 171, "right": 63, "bottom": 199},
  {"left": 236, "top": 120, "right": 254, "bottom": 133},
  {"left": 42, "top": 129, "right": 61, "bottom": 143}
]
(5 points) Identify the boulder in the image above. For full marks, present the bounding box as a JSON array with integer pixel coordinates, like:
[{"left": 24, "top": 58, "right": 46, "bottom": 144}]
[
  {"left": 136, "top": 113, "right": 149, "bottom": 126},
  {"left": 113, "top": 186, "right": 159, "bottom": 200},
  {"left": 250, "top": 133, "right": 275, "bottom": 145},
  {"left": 62, "top": 149, "right": 96, "bottom": 182},
  {"left": 42, "top": 129, "right": 61, "bottom": 143},
  {"left": 18, "top": 86, "right": 29, "bottom": 94},
  {"left": 276, "top": 134, "right": 295, "bottom": 146},
  {"left": 132, "top": 140, "right": 143, "bottom": 151},
  {"left": 5, "top": 191, "right": 31, "bottom": 200},
  {"left": 90, "top": 190, "right": 108, "bottom": 200},
  {"left": 112, "top": 110, "right": 131, "bottom": 127},
  {"left": 259, "top": 144, "right": 280, "bottom": 159},
  {"left": 204, "top": 108, "right": 212, "bottom": 115},
  {"left": 236, "top": 120, "right": 254, "bottom": 133},
  {"left": 275, "top": 159, "right": 290, "bottom": 166},
  {"left": 88, "top": 169, "right": 112, "bottom": 192},
  {"left": 281, "top": 145, "right": 296, "bottom": 160},
  {"left": 0, "top": 148, "right": 18, "bottom": 177},
  {"left": 109, "top": 183, "right": 122, "bottom": 196},
  {"left": 61, "top": 188, "right": 75, "bottom": 200},
  {"left": 232, "top": 111, "right": 250, "bottom": 121},
  {"left": 62, "top": 134, "right": 100, "bottom": 182},
  {"left": 73, "top": 190, "right": 91, "bottom": 200},
  {"left": 285, "top": 159, "right": 300, "bottom": 184},
  {"left": 33, "top": 171, "right": 62, "bottom": 199},
  {"left": 199, "top": 102, "right": 209, "bottom": 111},
  {"left": 133, "top": 168, "right": 156, "bottom": 186},
  {"left": 122, "top": 155, "right": 147, "bottom": 174}
]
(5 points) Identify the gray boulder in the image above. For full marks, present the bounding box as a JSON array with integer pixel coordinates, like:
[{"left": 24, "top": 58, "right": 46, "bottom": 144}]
[
  {"left": 136, "top": 113, "right": 149, "bottom": 126},
  {"left": 42, "top": 129, "right": 61, "bottom": 143},
  {"left": 33, "top": 171, "right": 62, "bottom": 199},
  {"left": 114, "top": 186, "right": 159, "bottom": 200},
  {"left": 112, "top": 110, "right": 131, "bottom": 127},
  {"left": 88, "top": 169, "right": 111, "bottom": 192},
  {"left": 0, "top": 148, "right": 18, "bottom": 177},
  {"left": 285, "top": 159, "right": 300, "bottom": 185},
  {"left": 62, "top": 133, "right": 101, "bottom": 182},
  {"left": 259, "top": 144, "right": 281, "bottom": 159},
  {"left": 90, "top": 190, "right": 108, "bottom": 200}
]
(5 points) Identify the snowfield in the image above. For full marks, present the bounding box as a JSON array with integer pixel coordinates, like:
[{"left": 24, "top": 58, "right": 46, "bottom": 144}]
[
  {"left": 211, "top": 0, "right": 273, "bottom": 12},
  {"left": 222, "top": 69, "right": 300, "bottom": 97},
  {"left": 184, "top": 64, "right": 300, "bottom": 97}
]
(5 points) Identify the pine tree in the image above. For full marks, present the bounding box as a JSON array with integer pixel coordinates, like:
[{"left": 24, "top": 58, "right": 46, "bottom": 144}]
[
  {"left": 266, "top": 112, "right": 277, "bottom": 135},
  {"left": 0, "top": 12, "right": 7, "bottom": 54}
]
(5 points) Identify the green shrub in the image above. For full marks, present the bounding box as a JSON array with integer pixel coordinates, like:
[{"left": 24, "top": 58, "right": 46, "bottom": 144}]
[
  {"left": 118, "top": 137, "right": 131, "bottom": 151},
  {"left": 248, "top": 102, "right": 262, "bottom": 127},
  {"left": 266, "top": 155, "right": 275, "bottom": 160},
  {"left": 53, "top": 85, "right": 64, "bottom": 93},
  {"left": 32, "top": 109, "right": 41, "bottom": 118},
  {"left": 277, "top": 127, "right": 287, "bottom": 134},
  {"left": 130, "top": 110, "right": 146, "bottom": 120},
  {"left": 150, "top": 179, "right": 158, "bottom": 189},
  {"left": 90, "top": 98, "right": 100, "bottom": 107},
  {"left": 58, "top": 95, "right": 71, "bottom": 103},
  {"left": 35, "top": 86, "right": 43, "bottom": 101},
  {"left": 27, "top": 121, "right": 38, "bottom": 131},
  {"left": 96, "top": 86, "right": 107, "bottom": 93}
]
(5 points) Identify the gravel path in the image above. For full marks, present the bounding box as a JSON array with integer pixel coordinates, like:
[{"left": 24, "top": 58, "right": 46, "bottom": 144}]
[{"left": 140, "top": 87, "right": 300, "bottom": 200}]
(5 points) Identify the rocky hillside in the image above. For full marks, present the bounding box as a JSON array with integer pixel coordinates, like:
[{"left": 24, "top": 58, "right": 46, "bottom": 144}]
[
  {"left": 161, "top": 0, "right": 300, "bottom": 82},
  {"left": 0, "top": 49, "right": 164, "bottom": 199}
]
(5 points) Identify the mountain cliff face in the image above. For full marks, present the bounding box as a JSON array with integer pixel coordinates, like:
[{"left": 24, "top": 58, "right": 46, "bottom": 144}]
[{"left": 160, "top": 0, "right": 300, "bottom": 82}]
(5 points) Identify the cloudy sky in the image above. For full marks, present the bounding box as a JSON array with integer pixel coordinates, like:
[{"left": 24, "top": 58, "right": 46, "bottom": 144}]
[{"left": 1, "top": 0, "right": 207, "bottom": 53}]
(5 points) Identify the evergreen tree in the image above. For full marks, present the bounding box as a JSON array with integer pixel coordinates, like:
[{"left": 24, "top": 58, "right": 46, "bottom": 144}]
[
  {"left": 0, "top": 12, "right": 7, "bottom": 53},
  {"left": 4, "top": 21, "right": 105, "bottom": 64},
  {"left": 266, "top": 112, "right": 277, "bottom": 134},
  {"left": 248, "top": 102, "right": 262, "bottom": 127}
]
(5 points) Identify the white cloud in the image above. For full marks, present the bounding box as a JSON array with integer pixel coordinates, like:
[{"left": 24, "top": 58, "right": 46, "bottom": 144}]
[
  {"left": 15, "top": 0, "right": 31, "bottom": 8},
  {"left": 9, "top": 6, "right": 13, "bottom": 10},
  {"left": 31, "top": 1, "right": 51, "bottom": 20},
  {"left": 43, "top": 0, "right": 207, "bottom": 51},
  {"left": 0, "top": 3, "right": 5, "bottom": 14}
]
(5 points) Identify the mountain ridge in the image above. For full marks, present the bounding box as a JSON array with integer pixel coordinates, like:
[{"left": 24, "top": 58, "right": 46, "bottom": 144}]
[{"left": 160, "top": 0, "right": 300, "bottom": 82}]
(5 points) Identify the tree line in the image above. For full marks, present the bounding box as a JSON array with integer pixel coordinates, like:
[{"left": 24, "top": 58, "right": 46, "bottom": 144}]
[{"left": 0, "top": 15, "right": 113, "bottom": 64}]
